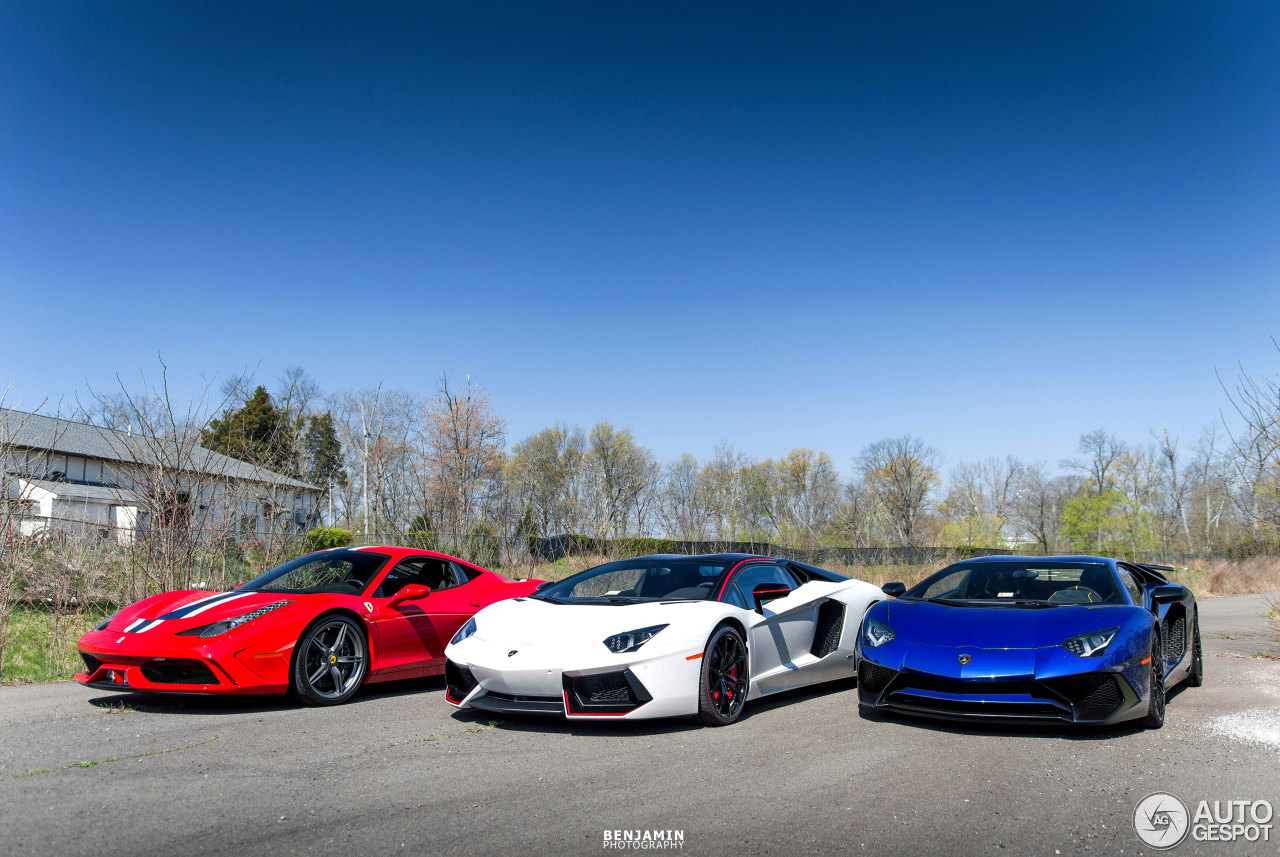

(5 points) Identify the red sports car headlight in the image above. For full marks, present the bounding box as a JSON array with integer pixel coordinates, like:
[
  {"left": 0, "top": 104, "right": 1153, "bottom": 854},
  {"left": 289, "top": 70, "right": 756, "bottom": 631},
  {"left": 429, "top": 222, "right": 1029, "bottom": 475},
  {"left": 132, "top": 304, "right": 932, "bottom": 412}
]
[{"left": 176, "top": 601, "right": 292, "bottom": 638}]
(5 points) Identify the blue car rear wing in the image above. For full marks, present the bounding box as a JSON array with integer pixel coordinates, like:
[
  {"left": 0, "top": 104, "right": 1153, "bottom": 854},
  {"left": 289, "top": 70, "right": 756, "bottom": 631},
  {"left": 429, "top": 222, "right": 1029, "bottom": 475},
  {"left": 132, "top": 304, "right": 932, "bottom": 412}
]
[{"left": 1133, "top": 563, "right": 1173, "bottom": 585}]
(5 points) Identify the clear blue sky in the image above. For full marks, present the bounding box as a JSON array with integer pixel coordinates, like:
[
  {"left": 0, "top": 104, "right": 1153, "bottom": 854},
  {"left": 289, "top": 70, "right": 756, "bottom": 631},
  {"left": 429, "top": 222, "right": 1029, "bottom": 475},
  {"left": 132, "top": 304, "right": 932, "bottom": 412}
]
[{"left": 2, "top": 2, "right": 1278, "bottom": 473}]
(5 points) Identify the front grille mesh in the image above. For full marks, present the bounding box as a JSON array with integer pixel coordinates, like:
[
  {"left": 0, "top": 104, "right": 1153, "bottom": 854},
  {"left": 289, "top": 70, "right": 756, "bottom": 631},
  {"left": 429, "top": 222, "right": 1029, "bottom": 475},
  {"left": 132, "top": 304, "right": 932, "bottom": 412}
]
[
  {"left": 140, "top": 660, "right": 217, "bottom": 685},
  {"left": 1047, "top": 674, "right": 1123, "bottom": 717},
  {"left": 579, "top": 672, "right": 633, "bottom": 703},
  {"left": 445, "top": 660, "right": 478, "bottom": 701},
  {"left": 858, "top": 660, "right": 896, "bottom": 693},
  {"left": 1081, "top": 676, "right": 1122, "bottom": 708},
  {"left": 810, "top": 600, "right": 846, "bottom": 658}
]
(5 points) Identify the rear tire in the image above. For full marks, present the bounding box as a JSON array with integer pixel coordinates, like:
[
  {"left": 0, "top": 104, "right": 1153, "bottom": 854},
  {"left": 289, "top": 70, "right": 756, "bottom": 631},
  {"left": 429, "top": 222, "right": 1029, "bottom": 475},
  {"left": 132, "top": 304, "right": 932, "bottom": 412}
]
[
  {"left": 1186, "top": 613, "right": 1204, "bottom": 688},
  {"left": 1141, "top": 630, "right": 1166, "bottom": 730},
  {"left": 696, "top": 625, "right": 749, "bottom": 726},
  {"left": 291, "top": 613, "right": 368, "bottom": 706}
]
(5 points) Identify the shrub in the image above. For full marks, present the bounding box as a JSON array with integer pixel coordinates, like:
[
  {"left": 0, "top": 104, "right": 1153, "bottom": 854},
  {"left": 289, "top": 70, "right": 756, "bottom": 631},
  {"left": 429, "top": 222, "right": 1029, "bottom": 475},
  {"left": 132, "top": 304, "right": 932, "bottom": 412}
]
[
  {"left": 405, "top": 530, "right": 439, "bottom": 550},
  {"left": 615, "top": 537, "right": 674, "bottom": 557},
  {"left": 302, "top": 527, "right": 354, "bottom": 553}
]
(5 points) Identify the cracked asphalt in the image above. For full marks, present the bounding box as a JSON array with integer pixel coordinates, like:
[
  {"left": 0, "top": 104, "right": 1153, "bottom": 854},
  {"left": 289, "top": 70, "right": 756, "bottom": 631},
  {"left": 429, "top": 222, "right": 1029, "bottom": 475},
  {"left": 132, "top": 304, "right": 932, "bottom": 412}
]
[{"left": 1, "top": 592, "right": 1277, "bottom": 857}]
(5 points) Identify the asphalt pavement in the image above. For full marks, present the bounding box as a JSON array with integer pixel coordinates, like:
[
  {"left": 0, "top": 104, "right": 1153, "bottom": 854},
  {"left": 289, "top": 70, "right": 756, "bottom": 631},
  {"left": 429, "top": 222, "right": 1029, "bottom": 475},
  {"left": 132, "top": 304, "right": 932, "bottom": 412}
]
[{"left": 1, "top": 592, "right": 1277, "bottom": 857}]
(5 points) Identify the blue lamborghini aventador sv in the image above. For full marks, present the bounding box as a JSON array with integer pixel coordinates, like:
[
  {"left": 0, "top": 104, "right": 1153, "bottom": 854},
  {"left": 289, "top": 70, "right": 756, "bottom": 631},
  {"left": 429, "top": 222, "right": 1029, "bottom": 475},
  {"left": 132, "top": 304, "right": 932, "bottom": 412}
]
[{"left": 856, "top": 556, "right": 1203, "bottom": 728}]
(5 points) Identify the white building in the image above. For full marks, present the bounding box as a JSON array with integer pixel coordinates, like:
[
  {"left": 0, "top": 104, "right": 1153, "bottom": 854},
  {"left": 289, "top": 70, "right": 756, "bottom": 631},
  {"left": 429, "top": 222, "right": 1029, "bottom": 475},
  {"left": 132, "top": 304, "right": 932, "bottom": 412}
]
[{"left": 1, "top": 408, "right": 321, "bottom": 544}]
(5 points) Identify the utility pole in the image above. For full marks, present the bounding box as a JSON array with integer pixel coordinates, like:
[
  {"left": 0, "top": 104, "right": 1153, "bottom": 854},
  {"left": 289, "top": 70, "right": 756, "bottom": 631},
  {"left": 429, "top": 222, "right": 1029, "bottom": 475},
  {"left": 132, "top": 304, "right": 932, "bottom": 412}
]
[
  {"left": 360, "top": 398, "right": 370, "bottom": 543},
  {"left": 358, "top": 383, "right": 382, "bottom": 544}
]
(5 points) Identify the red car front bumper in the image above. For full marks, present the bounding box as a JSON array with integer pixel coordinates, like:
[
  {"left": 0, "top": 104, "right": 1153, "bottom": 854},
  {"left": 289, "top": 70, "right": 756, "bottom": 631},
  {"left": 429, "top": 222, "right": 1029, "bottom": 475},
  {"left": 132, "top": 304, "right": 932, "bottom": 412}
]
[{"left": 76, "top": 629, "right": 293, "bottom": 696}]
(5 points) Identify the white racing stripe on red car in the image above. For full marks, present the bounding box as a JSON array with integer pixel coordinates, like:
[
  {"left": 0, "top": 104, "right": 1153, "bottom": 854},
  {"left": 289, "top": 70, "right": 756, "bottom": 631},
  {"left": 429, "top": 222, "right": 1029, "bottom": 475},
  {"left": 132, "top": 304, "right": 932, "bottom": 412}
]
[
  {"left": 176, "top": 591, "right": 253, "bottom": 619},
  {"left": 123, "top": 591, "right": 256, "bottom": 634}
]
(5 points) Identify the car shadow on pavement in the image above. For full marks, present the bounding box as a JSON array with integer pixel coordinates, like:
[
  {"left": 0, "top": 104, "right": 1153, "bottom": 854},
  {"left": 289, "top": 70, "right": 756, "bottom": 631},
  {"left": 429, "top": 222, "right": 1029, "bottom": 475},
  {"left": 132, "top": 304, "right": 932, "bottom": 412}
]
[
  {"left": 855, "top": 697, "right": 1160, "bottom": 740},
  {"left": 84, "top": 675, "right": 449, "bottom": 716},
  {"left": 447, "top": 676, "right": 860, "bottom": 736}
]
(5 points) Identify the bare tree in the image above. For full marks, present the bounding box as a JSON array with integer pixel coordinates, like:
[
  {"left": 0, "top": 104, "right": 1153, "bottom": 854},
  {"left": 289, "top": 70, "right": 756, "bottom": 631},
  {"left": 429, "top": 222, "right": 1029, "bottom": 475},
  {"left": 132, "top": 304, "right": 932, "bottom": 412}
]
[
  {"left": 506, "top": 424, "right": 588, "bottom": 536},
  {"left": 1067, "top": 429, "right": 1128, "bottom": 495},
  {"left": 696, "top": 442, "right": 748, "bottom": 541},
  {"left": 1218, "top": 344, "right": 1280, "bottom": 536},
  {"left": 1012, "top": 463, "right": 1080, "bottom": 554},
  {"left": 83, "top": 360, "right": 312, "bottom": 596},
  {"left": 1154, "top": 426, "right": 1195, "bottom": 551},
  {"left": 330, "top": 385, "right": 419, "bottom": 537},
  {"left": 772, "top": 448, "right": 840, "bottom": 547},
  {"left": 856, "top": 436, "right": 941, "bottom": 547},
  {"left": 659, "top": 453, "right": 708, "bottom": 540},
  {"left": 1187, "top": 426, "right": 1233, "bottom": 550},
  {"left": 422, "top": 375, "right": 508, "bottom": 537},
  {"left": 583, "top": 422, "right": 658, "bottom": 538},
  {"left": 276, "top": 366, "right": 321, "bottom": 421}
]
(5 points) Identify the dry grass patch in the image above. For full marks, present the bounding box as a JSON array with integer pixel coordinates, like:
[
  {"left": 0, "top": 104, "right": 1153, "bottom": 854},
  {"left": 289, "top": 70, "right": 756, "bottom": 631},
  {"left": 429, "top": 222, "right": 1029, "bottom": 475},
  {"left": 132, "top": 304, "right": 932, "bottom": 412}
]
[{"left": 1178, "top": 556, "right": 1280, "bottom": 599}]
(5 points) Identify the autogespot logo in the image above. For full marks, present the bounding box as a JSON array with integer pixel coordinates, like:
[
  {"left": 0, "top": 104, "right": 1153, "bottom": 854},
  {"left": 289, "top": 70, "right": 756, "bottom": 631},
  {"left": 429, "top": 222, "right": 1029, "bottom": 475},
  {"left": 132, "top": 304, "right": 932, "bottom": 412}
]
[
  {"left": 1135, "top": 792, "right": 1190, "bottom": 849},
  {"left": 1133, "top": 792, "right": 1275, "bottom": 848}
]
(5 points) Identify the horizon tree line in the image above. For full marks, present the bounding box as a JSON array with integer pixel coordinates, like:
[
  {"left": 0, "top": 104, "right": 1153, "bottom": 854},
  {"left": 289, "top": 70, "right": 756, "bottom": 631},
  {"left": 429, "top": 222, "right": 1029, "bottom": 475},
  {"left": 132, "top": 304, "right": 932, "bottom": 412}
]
[{"left": 30, "top": 340, "right": 1280, "bottom": 559}]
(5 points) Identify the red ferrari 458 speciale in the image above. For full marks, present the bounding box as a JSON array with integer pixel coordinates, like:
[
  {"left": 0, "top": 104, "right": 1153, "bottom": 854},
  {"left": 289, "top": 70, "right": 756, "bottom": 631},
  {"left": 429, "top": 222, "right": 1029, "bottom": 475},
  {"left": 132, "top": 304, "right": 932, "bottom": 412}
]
[{"left": 76, "top": 546, "right": 543, "bottom": 705}]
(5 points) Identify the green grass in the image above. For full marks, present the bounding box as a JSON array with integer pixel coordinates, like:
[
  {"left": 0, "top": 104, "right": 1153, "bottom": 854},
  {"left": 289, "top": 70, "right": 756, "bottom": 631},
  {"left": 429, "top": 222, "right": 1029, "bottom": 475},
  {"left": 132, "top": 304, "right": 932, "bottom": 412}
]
[
  {"left": 5, "top": 734, "right": 218, "bottom": 781},
  {"left": 1, "top": 606, "right": 112, "bottom": 683}
]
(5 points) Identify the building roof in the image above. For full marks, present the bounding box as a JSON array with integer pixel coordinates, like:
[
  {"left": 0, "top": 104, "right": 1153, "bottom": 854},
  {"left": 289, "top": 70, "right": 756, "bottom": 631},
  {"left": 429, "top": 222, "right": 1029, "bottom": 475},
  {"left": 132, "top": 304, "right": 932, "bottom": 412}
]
[
  {"left": 0, "top": 408, "right": 318, "bottom": 492},
  {"left": 19, "top": 477, "right": 141, "bottom": 504}
]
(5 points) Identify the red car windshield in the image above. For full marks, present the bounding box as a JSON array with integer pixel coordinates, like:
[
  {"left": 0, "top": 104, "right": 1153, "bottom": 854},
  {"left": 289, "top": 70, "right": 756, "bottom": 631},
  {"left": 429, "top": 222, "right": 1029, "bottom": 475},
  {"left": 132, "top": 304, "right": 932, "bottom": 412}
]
[{"left": 242, "top": 550, "right": 390, "bottom": 595}]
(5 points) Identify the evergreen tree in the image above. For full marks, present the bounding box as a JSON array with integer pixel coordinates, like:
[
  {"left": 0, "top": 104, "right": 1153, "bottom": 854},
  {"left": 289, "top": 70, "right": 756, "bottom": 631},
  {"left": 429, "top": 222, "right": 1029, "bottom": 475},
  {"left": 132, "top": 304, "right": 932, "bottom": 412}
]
[
  {"left": 303, "top": 411, "right": 346, "bottom": 523},
  {"left": 201, "top": 386, "right": 298, "bottom": 476},
  {"left": 303, "top": 412, "right": 345, "bottom": 490},
  {"left": 516, "top": 505, "right": 539, "bottom": 558}
]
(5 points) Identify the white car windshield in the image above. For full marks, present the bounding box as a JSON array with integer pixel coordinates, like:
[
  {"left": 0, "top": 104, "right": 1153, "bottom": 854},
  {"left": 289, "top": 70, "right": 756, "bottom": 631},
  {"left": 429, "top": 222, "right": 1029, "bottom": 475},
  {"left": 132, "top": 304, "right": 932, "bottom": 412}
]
[{"left": 535, "top": 558, "right": 731, "bottom": 603}]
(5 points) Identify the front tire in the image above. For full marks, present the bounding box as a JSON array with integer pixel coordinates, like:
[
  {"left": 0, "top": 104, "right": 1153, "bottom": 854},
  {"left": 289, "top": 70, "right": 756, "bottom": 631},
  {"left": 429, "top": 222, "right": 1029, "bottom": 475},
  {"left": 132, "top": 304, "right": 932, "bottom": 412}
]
[
  {"left": 1186, "top": 613, "right": 1204, "bottom": 687},
  {"left": 696, "top": 625, "right": 749, "bottom": 726},
  {"left": 291, "top": 613, "right": 368, "bottom": 706},
  {"left": 1141, "top": 630, "right": 1166, "bottom": 730}
]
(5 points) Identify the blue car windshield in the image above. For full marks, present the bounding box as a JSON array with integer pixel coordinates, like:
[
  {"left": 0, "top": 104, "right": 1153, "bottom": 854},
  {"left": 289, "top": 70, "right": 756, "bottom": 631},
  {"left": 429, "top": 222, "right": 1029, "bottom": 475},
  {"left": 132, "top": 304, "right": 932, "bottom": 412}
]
[
  {"left": 903, "top": 561, "right": 1124, "bottom": 606},
  {"left": 535, "top": 558, "right": 731, "bottom": 603}
]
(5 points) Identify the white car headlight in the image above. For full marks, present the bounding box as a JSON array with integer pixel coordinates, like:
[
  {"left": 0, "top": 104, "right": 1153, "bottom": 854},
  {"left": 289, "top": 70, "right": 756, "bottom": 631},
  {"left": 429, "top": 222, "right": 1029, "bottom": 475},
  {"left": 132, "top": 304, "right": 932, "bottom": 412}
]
[
  {"left": 451, "top": 617, "right": 477, "bottom": 646},
  {"left": 1063, "top": 626, "right": 1119, "bottom": 657},
  {"left": 862, "top": 618, "right": 895, "bottom": 648},
  {"left": 603, "top": 624, "right": 668, "bottom": 654}
]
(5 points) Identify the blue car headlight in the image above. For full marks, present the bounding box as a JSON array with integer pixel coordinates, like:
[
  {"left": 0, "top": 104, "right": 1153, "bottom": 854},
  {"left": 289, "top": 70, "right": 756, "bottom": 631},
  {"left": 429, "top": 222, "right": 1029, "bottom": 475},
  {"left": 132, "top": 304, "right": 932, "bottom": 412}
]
[
  {"left": 862, "top": 618, "right": 895, "bottom": 648},
  {"left": 451, "top": 617, "right": 477, "bottom": 646},
  {"left": 603, "top": 625, "right": 668, "bottom": 654},
  {"left": 1063, "top": 626, "right": 1119, "bottom": 657}
]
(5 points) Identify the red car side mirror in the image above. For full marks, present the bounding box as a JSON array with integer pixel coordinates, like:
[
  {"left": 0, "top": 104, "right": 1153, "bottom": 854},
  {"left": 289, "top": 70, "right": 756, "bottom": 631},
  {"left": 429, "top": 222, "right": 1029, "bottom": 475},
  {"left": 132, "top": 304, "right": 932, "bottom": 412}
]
[{"left": 389, "top": 584, "right": 431, "bottom": 606}]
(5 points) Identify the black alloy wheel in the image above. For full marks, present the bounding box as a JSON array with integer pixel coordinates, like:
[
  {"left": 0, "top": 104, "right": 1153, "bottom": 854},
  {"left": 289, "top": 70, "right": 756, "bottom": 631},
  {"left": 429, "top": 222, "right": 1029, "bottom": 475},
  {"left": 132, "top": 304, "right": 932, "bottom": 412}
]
[{"left": 697, "top": 625, "right": 749, "bottom": 726}]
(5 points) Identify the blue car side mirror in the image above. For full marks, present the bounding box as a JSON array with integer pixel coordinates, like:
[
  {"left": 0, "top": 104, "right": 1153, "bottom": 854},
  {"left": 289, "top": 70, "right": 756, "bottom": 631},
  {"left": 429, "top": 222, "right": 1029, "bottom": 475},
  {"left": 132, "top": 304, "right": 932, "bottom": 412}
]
[
  {"left": 881, "top": 582, "right": 906, "bottom": 598},
  {"left": 1151, "top": 584, "right": 1188, "bottom": 604}
]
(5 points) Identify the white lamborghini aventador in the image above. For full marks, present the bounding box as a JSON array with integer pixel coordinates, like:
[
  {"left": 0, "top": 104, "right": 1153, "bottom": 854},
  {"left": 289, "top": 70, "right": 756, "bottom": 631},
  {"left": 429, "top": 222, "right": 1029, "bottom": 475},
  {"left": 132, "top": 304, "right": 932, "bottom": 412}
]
[{"left": 443, "top": 553, "right": 883, "bottom": 725}]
